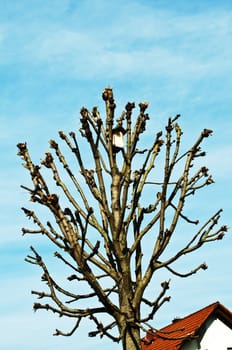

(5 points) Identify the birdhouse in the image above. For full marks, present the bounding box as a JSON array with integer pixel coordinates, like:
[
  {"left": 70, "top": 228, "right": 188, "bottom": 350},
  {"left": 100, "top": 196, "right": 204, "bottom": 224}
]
[{"left": 112, "top": 126, "right": 126, "bottom": 153}]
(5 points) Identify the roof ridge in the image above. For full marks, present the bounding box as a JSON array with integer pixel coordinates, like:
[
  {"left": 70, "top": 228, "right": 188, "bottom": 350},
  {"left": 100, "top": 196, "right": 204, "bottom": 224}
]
[
  {"left": 176, "top": 301, "right": 219, "bottom": 321},
  {"left": 159, "top": 301, "right": 219, "bottom": 332}
]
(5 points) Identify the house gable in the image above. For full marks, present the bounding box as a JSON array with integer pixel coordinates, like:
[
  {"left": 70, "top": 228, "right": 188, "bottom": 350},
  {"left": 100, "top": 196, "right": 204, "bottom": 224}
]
[
  {"left": 199, "top": 318, "right": 232, "bottom": 350},
  {"left": 141, "top": 302, "right": 232, "bottom": 350}
]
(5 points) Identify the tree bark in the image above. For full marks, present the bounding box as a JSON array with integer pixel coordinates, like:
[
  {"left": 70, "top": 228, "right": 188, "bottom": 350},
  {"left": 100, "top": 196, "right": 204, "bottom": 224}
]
[{"left": 120, "top": 323, "right": 141, "bottom": 350}]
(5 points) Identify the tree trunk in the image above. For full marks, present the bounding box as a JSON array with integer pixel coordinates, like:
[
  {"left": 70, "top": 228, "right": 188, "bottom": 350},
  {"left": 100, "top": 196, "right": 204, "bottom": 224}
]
[{"left": 121, "top": 324, "right": 141, "bottom": 350}]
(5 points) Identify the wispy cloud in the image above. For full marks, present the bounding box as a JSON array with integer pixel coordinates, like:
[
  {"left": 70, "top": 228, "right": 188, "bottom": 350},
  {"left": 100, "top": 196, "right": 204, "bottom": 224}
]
[
  {"left": 3, "top": 2, "right": 232, "bottom": 81},
  {"left": 205, "top": 144, "right": 232, "bottom": 180}
]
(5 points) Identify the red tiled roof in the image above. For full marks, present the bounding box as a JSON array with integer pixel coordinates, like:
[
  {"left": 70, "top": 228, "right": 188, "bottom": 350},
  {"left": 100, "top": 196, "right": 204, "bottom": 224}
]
[{"left": 141, "top": 302, "right": 232, "bottom": 350}]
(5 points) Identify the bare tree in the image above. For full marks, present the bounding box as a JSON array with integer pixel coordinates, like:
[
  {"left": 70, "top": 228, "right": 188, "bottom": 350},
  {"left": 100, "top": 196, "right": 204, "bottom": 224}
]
[{"left": 17, "top": 87, "right": 227, "bottom": 350}]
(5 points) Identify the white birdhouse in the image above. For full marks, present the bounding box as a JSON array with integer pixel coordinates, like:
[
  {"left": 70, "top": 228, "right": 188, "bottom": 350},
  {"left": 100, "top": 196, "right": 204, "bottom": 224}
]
[{"left": 112, "top": 126, "right": 126, "bottom": 153}]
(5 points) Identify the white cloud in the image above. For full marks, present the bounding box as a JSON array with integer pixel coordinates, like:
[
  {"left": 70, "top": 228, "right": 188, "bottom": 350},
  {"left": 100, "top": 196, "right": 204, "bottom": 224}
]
[
  {"left": 0, "top": 27, "right": 7, "bottom": 44},
  {"left": 0, "top": 273, "right": 111, "bottom": 350},
  {"left": 205, "top": 144, "right": 232, "bottom": 180},
  {"left": 35, "top": 30, "right": 94, "bottom": 59},
  {"left": 6, "top": 3, "right": 230, "bottom": 82}
]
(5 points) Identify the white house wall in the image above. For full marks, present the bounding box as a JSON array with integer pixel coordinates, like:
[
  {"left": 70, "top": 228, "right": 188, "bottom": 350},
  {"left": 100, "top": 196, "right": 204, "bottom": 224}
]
[
  {"left": 200, "top": 318, "right": 232, "bottom": 350},
  {"left": 181, "top": 318, "right": 232, "bottom": 350}
]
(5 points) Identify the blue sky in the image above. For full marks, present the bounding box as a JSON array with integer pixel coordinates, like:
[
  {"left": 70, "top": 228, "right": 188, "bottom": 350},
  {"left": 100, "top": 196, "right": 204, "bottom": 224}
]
[{"left": 0, "top": 0, "right": 231, "bottom": 349}]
